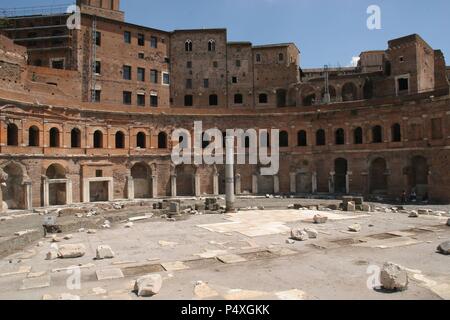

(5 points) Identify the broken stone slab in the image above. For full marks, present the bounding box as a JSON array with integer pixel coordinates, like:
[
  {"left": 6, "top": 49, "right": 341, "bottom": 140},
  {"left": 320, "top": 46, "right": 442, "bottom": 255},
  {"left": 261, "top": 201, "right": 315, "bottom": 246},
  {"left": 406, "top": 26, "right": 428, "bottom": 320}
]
[
  {"left": 134, "top": 274, "right": 163, "bottom": 297},
  {"left": 290, "top": 228, "right": 309, "bottom": 241},
  {"left": 409, "top": 211, "right": 419, "bottom": 218},
  {"left": 313, "top": 214, "right": 328, "bottom": 224},
  {"left": 304, "top": 228, "right": 318, "bottom": 239},
  {"left": 46, "top": 250, "right": 58, "bottom": 260},
  {"left": 348, "top": 224, "right": 362, "bottom": 233},
  {"left": 380, "top": 262, "right": 409, "bottom": 291},
  {"left": 63, "top": 234, "right": 73, "bottom": 240},
  {"left": 362, "top": 204, "right": 372, "bottom": 212},
  {"left": 437, "top": 241, "right": 450, "bottom": 255},
  {"left": 57, "top": 244, "right": 86, "bottom": 259},
  {"left": 124, "top": 222, "right": 134, "bottom": 228},
  {"left": 418, "top": 209, "right": 432, "bottom": 215},
  {"left": 345, "top": 202, "right": 356, "bottom": 212},
  {"left": 14, "top": 229, "right": 36, "bottom": 236},
  {"left": 128, "top": 215, "right": 152, "bottom": 222},
  {"left": 96, "top": 245, "right": 115, "bottom": 260},
  {"left": 87, "top": 229, "right": 97, "bottom": 234},
  {"left": 96, "top": 268, "right": 124, "bottom": 281}
]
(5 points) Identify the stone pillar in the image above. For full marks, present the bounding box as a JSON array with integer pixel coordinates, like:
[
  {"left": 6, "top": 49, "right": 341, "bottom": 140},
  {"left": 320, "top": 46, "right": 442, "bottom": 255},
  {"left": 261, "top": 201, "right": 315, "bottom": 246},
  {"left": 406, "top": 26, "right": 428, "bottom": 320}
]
[
  {"left": 235, "top": 174, "right": 241, "bottom": 195},
  {"left": 274, "top": 175, "right": 280, "bottom": 194},
  {"left": 127, "top": 176, "right": 134, "bottom": 200},
  {"left": 213, "top": 173, "right": 219, "bottom": 196},
  {"left": 225, "top": 136, "right": 235, "bottom": 213},
  {"left": 66, "top": 178, "right": 73, "bottom": 205},
  {"left": 290, "top": 172, "right": 296, "bottom": 194},
  {"left": 252, "top": 174, "right": 258, "bottom": 195},
  {"left": 151, "top": 175, "right": 158, "bottom": 198},
  {"left": 107, "top": 179, "right": 114, "bottom": 202},
  {"left": 82, "top": 178, "right": 90, "bottom": 203},
  {"left": 329, "top": 172, "right": 335, "bottom": 194},
  {"left": 346, "top": 172, "right": 352, "bottom": 195},
  {"left": 24, "top": 181, "right": 32, "bottom": 210},
  {"left": 194, "top": 173, "right": 201, "bottom": 197},
  {"left": 42, "top": 177, "right": 50, "bottom": 207},
  {"left": 312, "top": 172, "right": 317, "bottom": 193},
  {"left": 171, "top": 175, "right": 177, "bottom": 197}
]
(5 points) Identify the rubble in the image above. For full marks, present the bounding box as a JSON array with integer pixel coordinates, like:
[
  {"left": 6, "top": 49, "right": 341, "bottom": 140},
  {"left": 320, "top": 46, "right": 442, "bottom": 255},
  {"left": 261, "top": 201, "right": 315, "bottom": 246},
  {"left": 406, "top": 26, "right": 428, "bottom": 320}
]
[
  {"left": 87, "top": 229, "right": 97, "bottom": 234},
  {"left": 14, "top": 230, "right": 36, "bottom": 236},
  {"left": 46, "top": 250, "right": 58, "bottom": 260},
  {"left": 348, "top": 224, "right": 361, "bottom": 232},
  {"left": 380, "top": 262, "right": 409, "bottom": 291},
  {"left": 409, "top": 211, "right": 419, "bottom": 218},
  {"left": 134, "top": 274, "right": 163, "bottom": 297},
  {"left": 96, "top": 245, "right": 115, "bottom": 259},
  {"left": 124, "top": 222, "right": 134, "bottom": 228},
  {"left": 304, "top": 228, "right": 318, "bottom": 239},
  {"left": 63, "top": 234, "right": 73, "bottom": 240},
  {"left": 437, "top": 241, "right": 450, "bottom": 255},
  {"left": 57, "top": 244, "right": 86, "bottom": 259},
  {"left": 290, "top": 228, "right": 309, "bottom": 241},
  {"left": 313, "top": 214, "right": 328, "bottom": 224}
]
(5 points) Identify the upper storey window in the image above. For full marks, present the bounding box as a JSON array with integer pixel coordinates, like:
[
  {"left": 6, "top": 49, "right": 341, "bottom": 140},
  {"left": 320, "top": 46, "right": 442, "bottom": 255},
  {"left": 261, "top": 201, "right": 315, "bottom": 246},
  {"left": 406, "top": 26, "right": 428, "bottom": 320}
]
[
  {"left": 138, "top": 34, "right": 145, "bottom": 46},
  {"left": 150, "top": 36, "right": 158, "bottom": 48},
  {"left": 124, "top": 31, "right": 131, "bottom": 44},
  {"left": 208, "top": 40, "right": 216, "bottom": 52},
  {"left": 256, "top": 53, "right": 261, "bottom": 63},
  {"left": 185, "top": 40, "right": 193, "bottom": 52},
  {"left": 278, "top": 53, "right": 284, "bottom": 62}
]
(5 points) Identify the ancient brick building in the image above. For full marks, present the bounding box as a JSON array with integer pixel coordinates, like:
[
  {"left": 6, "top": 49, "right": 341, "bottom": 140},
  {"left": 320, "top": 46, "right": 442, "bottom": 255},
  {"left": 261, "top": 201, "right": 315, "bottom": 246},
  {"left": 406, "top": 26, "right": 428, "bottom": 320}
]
[{"left": 0, "top": 0, "right": 449, "bottom": 211}]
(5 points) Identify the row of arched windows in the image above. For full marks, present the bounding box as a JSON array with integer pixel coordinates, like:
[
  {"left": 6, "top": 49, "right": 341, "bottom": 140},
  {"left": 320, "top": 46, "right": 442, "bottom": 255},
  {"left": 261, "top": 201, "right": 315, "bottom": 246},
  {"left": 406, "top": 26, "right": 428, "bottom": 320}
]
[
  {"left": 185, "top": 39, "right": 216, "bottom": 52},
  {"left": 184, "top": 93, "right": 269, "bottom": 106},
  {"left": 277, "top": 124, "right": 402, "bottom": 147},
  {"left": 6, "top": 124, "right": 169, "bottom": 149}
]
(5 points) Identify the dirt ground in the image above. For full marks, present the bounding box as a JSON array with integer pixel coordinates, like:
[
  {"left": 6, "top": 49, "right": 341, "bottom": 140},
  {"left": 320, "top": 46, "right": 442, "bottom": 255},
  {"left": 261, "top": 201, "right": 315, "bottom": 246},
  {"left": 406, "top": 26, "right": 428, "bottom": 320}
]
[{"left": 0, "top": 197, "right": 448, "bottom": 300}]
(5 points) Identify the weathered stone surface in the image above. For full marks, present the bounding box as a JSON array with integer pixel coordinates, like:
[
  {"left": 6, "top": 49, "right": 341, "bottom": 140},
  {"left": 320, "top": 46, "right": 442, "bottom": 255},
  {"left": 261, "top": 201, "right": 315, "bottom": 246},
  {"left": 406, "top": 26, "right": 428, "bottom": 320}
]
[
  {"left": 169, "top": 202, "right": 180, "bottom": 213},
  {"left": 57, "top": 244, "right": 86, "bottom": 259},
  {"left": 380, "top": 262, "right": 409, "bottom": 291},
  {"left": 87, "top": 229, "right": 97, "bottom": 234},
  {"left": 346, "top": 202, "right": 356, "bottom": 212},
  {"left": 348, "top": 224, "right": 361, "bottom": 232},
  {"left": 362, "top": 204, "right": 372, "bottom": 212},
  {"left": 437, "top": 241, "right": 450, "bottom": 255},
  {"left": 124, "top": 222, "right": 134, "bottom": 228},
  {"left": 313, "top": 214, "right": 328, "bottom": 224},
  {"left": 46, "top": 250, "right": 58, "bottom": 260},
  {"left": 304, "top": 228, "right": 318, "bottom": 239},
  {"left": 134, "top": 274, "right": 163, "bottom": 297},
  {"left": 96, "top": 245, "right": 115, "bottom": 259},
  {"left": 290, "top": 228, "right": 309, "bottom": 241},
  {"left": 409, "top": 211, "right": 419, "bottom": 218},
  {"left": 58, "top": 293, "right": 81, "bottom": 300}
]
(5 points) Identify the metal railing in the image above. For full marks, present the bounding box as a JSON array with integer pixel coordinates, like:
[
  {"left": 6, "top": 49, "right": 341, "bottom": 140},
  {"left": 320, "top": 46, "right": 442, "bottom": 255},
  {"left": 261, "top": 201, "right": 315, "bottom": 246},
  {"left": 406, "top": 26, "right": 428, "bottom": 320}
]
[{"left": 0, "top": 3, "right": 73, "bottom": 18}]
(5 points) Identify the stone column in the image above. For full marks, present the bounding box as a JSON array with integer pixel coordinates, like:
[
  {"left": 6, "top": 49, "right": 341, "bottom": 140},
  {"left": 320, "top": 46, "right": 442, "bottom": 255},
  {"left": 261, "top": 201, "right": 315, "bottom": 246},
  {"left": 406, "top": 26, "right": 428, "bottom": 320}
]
[
  {"left": 171, "top": 175, "right": 177, "bottom": 197},
  {"left": 107, "top": 179, "right": 114, "bottom": 202},
  {"left": 66, "top": 178, "right": 73, "bottom": 205},
  {"left": 194, "top": 173, "right": 201, "bottom": 197},
  {"left": 235, "top": 174, "right": 241, "bottom": 195},
  {"left": 127, "top": 176, "right": 134, "bottom": 200},
  {"left": 346, "top": 172, "right": 352, "bottom": 194},
  {"left": 213, "top": 172, "right": 219, "bottom": 196},
  {"left": 82, "top": 178, "right": 90, "bottom": 203},
  {"left": 24, "top": 181, "right": 33, "bottom": 210},
  {"left": 329, "top": 172, "right": 335, "bottom": 194},
  {"left": 274, "top": 175, "right": 280, "bottom": 194},
  {"left": 42, "top": 177, "right": 50, "bottom": 207},
  {"left": 225, "top": 136, "right": 235, "bottom": 212},
  {"left": 312, "top": 172, "right": 317, "bottom": 193},
  {"left": 290, "top": 172, "right": 296, "bottom": 194},
  {"left": 252, "top": 174, "right": 258, "bottom": 195},
  {"left": 151, "top": 175, "right": 158, "bottom": 198}
]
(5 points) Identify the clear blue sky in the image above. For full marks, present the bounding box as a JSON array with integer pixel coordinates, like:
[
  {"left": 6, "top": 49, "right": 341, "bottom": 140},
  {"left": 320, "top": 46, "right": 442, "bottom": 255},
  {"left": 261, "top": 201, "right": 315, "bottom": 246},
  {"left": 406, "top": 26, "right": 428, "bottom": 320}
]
[{"left": 3, "top": 0, "right": 450, "bottom": 68}]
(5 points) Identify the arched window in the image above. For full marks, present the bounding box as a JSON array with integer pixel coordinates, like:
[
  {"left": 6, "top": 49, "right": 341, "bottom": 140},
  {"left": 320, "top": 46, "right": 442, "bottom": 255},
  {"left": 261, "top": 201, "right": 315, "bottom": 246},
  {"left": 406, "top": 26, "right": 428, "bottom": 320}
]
[
  {"left": 184, "top": 95, "right": 193, "bottom": 106},
  {"left": 7, "top": 123, "right": 18, "bottom": 146},
  {"left": 208, "top": 39, "right": 216, "bottom": 52},
  {"left": 342, "top": 82, "right": 357, "bottom": 101},
  {"left": 115, "top": 131, "right": 125, "bottom": 149},
  {"left": 259, "top": 93, "right": 268, "bottom": 104},
  {"left": 29, "top": 126, "right": 40, "bottom": 147},
  {"left": 70, "top": 128, "right": 81, "bottom": 148},
  {"left": 158, "top": 132, "right": 167, "bottom": 149},
  {"left": 316, "top": 129, "right": 326, "bottom": 146},
  {"left": 391, "top": 123, "right": 401, "bottom": 142},
  {"left": 93, "top": 130, "right": 103, "bottom": 148},
  {"left": 136, "top": 132, "right": 146, "bottom": 149},
  {"left": 209, "top": 94, "right": 218, "bottom": 106},
  {"left": 49, "top": 127, "right": 60, "bottom": 148},
  {"left": 279, "top": 131, "right": 289, "bottom": 147},
  {"left": 234, "top": 93, "right": 243, "bottom": 104},
  {"left": 185, "top": 40, "right": 193, "bottom": 52},
  {"left": 297, "top": 130, "right": 307, "bottom": 147},
  {"left": 335, "top": 128, "right": 345, "bottom": 145},
  {"left": 372, "top": 125, "right": 383, "bottom": 143},
  {"left": 354, "top": 127, "right": 363, "bottom": 144}
]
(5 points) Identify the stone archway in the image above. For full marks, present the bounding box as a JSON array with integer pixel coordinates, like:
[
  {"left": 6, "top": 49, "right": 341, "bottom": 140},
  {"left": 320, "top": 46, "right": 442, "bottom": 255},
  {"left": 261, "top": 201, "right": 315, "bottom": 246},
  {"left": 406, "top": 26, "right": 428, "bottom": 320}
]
[
  {"left": 2, "top": 162, "right": 25, "bottom": 210},
  {"left": 131, "top": 162, "right": 152, "bottom": 199},
  {"left": 334, "top": 158, "right": 348, "bottom": 194},
  {"left": 369, "top": 158, "right": 388, "bottom": 194},
  {"left": 408, "top": 156, "right": 429, "bottom": 199},
  {"left": 45, "top": 164, "right": 68, "bottom": 206}
]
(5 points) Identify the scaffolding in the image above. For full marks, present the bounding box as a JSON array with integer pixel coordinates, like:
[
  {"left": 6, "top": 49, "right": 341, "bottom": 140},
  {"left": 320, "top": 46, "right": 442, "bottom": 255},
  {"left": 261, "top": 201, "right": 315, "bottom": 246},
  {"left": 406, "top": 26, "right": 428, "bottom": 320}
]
[{"left": 0, "top": 4, "right": 73, "bottom": 18}]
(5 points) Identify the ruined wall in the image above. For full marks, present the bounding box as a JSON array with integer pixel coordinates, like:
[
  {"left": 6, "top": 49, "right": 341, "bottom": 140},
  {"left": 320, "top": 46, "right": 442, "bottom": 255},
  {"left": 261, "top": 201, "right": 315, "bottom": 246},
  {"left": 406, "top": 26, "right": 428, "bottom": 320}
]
[{"left": 0, "top": 35, "right": 27, "bottom": 91}]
